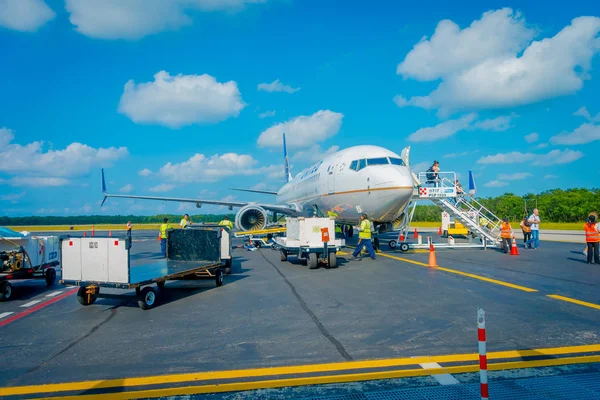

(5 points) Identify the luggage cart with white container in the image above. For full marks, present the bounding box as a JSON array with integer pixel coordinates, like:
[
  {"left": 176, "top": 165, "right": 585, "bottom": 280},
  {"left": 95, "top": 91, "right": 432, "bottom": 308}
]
[
  {"left": 59, "top": 227, "right": 230, "bottom": 310},
  {"left": 274, "top": 217, "right": 345, "bottom": 269}
]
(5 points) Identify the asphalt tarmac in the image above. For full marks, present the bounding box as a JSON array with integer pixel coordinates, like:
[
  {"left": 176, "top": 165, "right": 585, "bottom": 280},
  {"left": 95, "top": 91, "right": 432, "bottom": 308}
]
[{"left": 0, "top": 230, "right": 598, "bottom": 399}]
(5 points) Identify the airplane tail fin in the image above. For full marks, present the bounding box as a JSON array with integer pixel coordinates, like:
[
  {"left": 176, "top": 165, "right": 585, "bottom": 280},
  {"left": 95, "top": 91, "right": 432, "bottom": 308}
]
[
  {"left": 468, "top": 170, "right": 476, "bottom": 196},
  {"left": 101, "top": 169, "right": 108, "bottom": 207},
  {"left": 283, "top": 133, "right": 292, "bottom": 183}
]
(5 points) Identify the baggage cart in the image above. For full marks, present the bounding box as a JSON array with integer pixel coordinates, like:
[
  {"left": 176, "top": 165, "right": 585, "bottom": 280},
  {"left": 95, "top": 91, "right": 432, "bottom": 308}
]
[{"left": 59, "top": 227, "right": 230, "bottom": 310}]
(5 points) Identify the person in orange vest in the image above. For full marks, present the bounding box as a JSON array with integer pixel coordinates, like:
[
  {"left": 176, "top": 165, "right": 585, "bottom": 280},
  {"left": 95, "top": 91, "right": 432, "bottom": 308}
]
[
  {"left": 584, "top": 214, "right": 600, "bottom": 264},
  {"left": 519, "top": 215, "right": 532, "bottom": 249},
  {"left": 500, "top": 217, "right": 512, "bottom": 254}
]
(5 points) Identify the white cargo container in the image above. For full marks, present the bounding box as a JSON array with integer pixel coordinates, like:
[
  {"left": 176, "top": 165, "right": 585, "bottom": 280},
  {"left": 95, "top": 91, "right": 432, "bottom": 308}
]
[{"left": 274, "top": 217, "right": 345, "bottom": 270}]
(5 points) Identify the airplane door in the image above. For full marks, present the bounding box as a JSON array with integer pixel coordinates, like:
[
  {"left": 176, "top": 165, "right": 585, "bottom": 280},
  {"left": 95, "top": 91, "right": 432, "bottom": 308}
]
[{"left": 327, "top": 158, "right": 340, "bottom": 194}]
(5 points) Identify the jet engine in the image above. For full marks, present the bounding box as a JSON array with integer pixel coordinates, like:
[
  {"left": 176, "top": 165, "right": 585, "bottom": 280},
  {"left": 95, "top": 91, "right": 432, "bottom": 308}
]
[{"left": 235, "top": 205, "right": 269, "bottom": 231}]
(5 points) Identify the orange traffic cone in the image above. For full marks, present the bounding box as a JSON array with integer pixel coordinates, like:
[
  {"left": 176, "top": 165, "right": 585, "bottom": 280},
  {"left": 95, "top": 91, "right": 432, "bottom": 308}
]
[
  {"left": 400, "top": 233, "right": 405, "bottom": 241},
  {"left": 428, "top": 242, "right": 438, "bottom": 267},
  {"left": 158, "top": 233, "right": 162, "bottom": 241},
  {"left": 84, "top": 232, "right": 87, "bottom": 237},
  {"left": 438, "top": 226, "right": 442, "bottom": 235},
  {"left": 92, "top": 225, "right": 95, "bottom": 237},
  {"left": 108, "top": 230, "right": 112, "bottom": 237},
  {"left": 510, "top": 237, "right": 519, "bottom": 255},
  {"left": 414, "top": 228, "right": 418, "bottom": 238}
]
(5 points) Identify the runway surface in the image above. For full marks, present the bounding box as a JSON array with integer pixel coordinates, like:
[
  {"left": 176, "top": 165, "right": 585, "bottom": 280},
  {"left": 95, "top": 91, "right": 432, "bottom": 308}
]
[{"left": 0, "top": 230, "right": 598, "bottom": 399}]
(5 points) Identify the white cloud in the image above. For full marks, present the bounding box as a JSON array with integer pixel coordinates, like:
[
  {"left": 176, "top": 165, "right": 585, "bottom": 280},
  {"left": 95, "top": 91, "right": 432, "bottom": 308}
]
[
  {"left": 258, "top": 110, "right": 343, "bottom": 148},
  {"left": 257, "top": 79, "right": 300, "bottom": 94},
  {"left": 549, "top": 123, "right": 600, "bottom": 145},
  {"left": 0, "top": 128, "right": 128, "bottom": 183},
  {"left": 395, "top": 10, "right": 600, "bottom": 114},
  {"left": 524, "top": 132, "right": 539, "bottom": 143},
  {"left": 291, "top": 145, "right": 340, "bottom": 163},
  {"left": 149, "top": 184, "right": 175, "bottom": 192},
  {"left": 0, "top": 0, "right": 55, "bottom": 32},
  {"left": 484, "top": 180, "right": 509, "bottom": 188},
  {"left": 544, "top": 174, "right": 558, "bottom": 179},
  {"left": 118, "top": 71, "right": 246, "bottom": 129},
  {"left": 65, "top": 0, "right": 269, "bottom": 40},
  {"left": 497, "top": 172, "right": 532, "bottom": 181},
  {"left": 477, "top": 149, "right": 583, "bottom": 166},
  {"left": 473, "top": 115, "right": 513, "bottom": 131},
  {"left": 0, "top": 192, "right": 25, "bottom": 202},
  {"left": 2, "top": 177, "right": 71, "bottom": 187},
  {"left": 410, "top": 161, "right": 431, "bottom": 173},
  {"left": 258, "top": 110, "right": 276, "bottom": 119},
  {"left": 138, "top": 168, "right": 152, "bottom": 177},
  {"left": 573, "top": 106, "right": 600, "bottom": 122},
  {"left": 120, "top": 184, "right": 134, "bottom": 193},
  {"left": 443, "top": 150, "right": 479, "bottom": 158},
  {"left": 251, "top": 182, "right": 268, "bottom": 190},
  {"left": 82, "top": 203, "right": 92, "bottom": 213},
  {"left": 535, "top": 143, "right": 548, "bottom": 149},
  {"left": 407, "top": 113, "right": 477, "bottom": 142}
]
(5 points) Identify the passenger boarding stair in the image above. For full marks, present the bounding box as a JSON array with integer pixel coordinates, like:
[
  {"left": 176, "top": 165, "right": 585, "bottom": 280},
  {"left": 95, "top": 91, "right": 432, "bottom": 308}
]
[{"left": 413, "top": 172, "right": 504, "bottom": 244}]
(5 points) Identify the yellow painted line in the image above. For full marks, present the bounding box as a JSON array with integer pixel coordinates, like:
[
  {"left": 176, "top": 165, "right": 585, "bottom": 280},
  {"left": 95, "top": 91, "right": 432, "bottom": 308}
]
[
  {"left": 33, "top": 355, "right": 600, "bottom": 400},
  {"left": 379, "top": 253, "right": 538, "bottom": 292},
  {"left": 5, "top": 344, "right": 600, "bottom": 397},
  {"left": 548, "top": 295, "right": 600, "bottom": 310}
]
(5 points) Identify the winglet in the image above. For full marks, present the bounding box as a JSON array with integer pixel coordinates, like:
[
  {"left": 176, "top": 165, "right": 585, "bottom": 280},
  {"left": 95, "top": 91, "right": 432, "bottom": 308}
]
[
  {"left": 101, "top": 169, "right": 108, "bottom": 207},
  {"left": 283, "top": 133, "right": 292, "bottom": 182},
  {"left": 468, "top": 170, "right": 476, "bottom": 195}
]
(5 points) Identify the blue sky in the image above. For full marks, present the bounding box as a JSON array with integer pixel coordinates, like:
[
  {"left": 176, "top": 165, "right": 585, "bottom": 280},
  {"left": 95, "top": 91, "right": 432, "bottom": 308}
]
[{"left": 1, "top": 0, "right": 599, "bottom": 216}]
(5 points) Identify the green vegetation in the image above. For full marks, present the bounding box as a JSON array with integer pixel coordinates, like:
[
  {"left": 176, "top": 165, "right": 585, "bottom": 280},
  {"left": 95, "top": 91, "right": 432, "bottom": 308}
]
[
  {"left": 413, "top": 188, "right": 600, "bottom": 223},
  {"left": 0, "top": 214, "right": 235, "bottom": 227}
]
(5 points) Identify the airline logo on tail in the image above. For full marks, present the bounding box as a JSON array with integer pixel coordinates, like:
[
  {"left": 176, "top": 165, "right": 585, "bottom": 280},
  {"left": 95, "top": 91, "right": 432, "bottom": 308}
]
[
  {"left": 468, "top": 170, "right": 476, "bottom": 195},
  {"left": 283, "top": 133, "right": 292, "bottom": 183}
]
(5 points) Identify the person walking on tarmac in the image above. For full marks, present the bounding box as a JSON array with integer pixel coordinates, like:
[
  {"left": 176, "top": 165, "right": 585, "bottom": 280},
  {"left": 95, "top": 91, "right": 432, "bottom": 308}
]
[
  {"left": 159, "top": 218, "right": 172, "bottom": 257},
  {"left": 519, "top": 215, "right": 532, "bottom": 248},
  {"left": 351, "top": 214, "right": 376, "bottom": 260},
  {"left": 500, "top": 217, "right": 512, "bottom": 254},
  {"left": 525, "top": 208, "right": 541, "bottom": 249},
  {"left": 218, "top": 216, "right": 234, "bottom": 230},
  {"left": 180, "top": 214, "right": 191, "bottom": 228},
  {"left": 584, "top": 214, "right": 600, "bottom": 264}
]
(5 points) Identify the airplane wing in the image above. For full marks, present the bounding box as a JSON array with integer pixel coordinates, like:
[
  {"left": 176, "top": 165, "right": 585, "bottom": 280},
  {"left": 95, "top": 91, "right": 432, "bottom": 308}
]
[{"left": 100, "top": 170, "right": 301, "bottom": 216}]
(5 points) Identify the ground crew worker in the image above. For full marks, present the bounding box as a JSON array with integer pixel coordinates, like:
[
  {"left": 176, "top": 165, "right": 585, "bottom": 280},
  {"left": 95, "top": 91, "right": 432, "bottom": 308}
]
[
  {"left": 525, "top": 208, "right": 541, "bottom": 249},
  {"left": 351, "top": 214, "right": 376, "bottom": 260},
  {"left": 126, "top": 221, "right": 132, "bottom": 239},
  {"left": 584, "top": 214, "right": 600, "bottom": 264},
  {"left": 218, "top": 216, "right": 234, "bottom": 230},
  {"left": 328, "top": 210, "right": 344, "bottom": 239},
  {"left": 500, "top": 217, "right": 512, "bottom": 254},
  {"left": 180, "top": 214, "right": 191, "bottom": 228},
  {"left": 159, "top": 218, "right": 172, "bottom": 257},
  {"left": 519, "top": 215, "right": 532, "bottom": 248}
]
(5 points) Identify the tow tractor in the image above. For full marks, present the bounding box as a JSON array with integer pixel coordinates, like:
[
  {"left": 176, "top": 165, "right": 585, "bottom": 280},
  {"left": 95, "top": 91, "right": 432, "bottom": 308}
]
[
  {"left": 0, "top": 227, "right": 60, "bottom": 301},
  {"left": 274, "top": 217, "right": 344, "bottom": 269}
]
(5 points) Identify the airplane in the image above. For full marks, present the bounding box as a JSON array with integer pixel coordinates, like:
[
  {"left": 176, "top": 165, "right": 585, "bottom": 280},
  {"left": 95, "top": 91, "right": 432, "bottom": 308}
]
[{"left": 101, "top": 134, "right": 416, "bottom": 245}]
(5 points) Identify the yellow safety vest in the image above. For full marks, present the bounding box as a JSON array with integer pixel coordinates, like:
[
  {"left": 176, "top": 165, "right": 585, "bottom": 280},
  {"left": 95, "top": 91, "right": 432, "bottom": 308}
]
[
  {"left": 359, "top": 219, "right": 371, "bottom": 239},
  {"left": 180, "top": 219, "right": 188, "bottom": 228},
  {"left": 335, "top": 225, "right": 342, "bottom": 233},
  {"left": 219, "top": 220, "right": 233, "bottom": 230},
  {"left": 160, "top": 223, "right": 171, "bottom": 238}
]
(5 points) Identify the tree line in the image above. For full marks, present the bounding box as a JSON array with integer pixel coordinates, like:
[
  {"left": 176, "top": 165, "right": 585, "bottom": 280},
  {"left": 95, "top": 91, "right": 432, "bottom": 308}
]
[
  {"left": 2, "top": 188, "right": 598, "bottom": 225},
  {"left": 413, "top": 188, "right": 600, "bottom": 222}
]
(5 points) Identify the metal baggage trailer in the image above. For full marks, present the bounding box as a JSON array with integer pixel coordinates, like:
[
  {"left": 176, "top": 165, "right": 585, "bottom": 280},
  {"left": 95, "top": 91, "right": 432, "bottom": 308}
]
[
  {"left": 0, "top": 262, "right": 59, "bottom": 302},
  {"left": 59, "top": 227, "right": 229, "bottom": 310}
]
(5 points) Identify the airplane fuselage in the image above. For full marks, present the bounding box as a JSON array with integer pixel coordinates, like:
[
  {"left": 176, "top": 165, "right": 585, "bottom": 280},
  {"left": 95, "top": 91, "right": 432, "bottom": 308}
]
[{"left": 276, "top": 145, "right": 414, "bottom": 226}]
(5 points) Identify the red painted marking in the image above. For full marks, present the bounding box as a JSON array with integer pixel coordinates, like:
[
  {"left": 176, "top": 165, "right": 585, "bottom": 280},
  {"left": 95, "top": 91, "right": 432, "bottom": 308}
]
[
  {"left": 114, "top": 240, "right": 119, "bottom": 246},
  {"left": 69, "top": 241, "right": 73, "bottom": 246},
  {"left": 480, "top": 383, "right": 489, "bottom": 398},
  {"left": 0, "top": 288, "right": 78, "bottom": 328},
  {"left": 478, "top": 328, "right": 486, "bottom": 342},
  {"left": 479, "top": 354, "right": 488, "bottom": 370}
]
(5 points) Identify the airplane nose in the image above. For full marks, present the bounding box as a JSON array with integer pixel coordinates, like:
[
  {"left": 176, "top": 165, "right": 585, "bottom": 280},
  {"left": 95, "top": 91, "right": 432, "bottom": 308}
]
[{"left": 367, "top": 167, "right": 414, "bottom": 221}]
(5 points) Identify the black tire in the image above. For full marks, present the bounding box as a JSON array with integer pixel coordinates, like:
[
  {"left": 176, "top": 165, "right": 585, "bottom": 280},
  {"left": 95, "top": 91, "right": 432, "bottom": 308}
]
[
  {"left": 308, "top": 253, "right": 318, "bottom": 269},
  {"left": 138, "top": 287, "right": 158, "bottom": 310},
  {"left": 0, "top": 281, "right": 13, "bottom": 302},
  {"left": 45, "top": 268, "right": 56, "bottom": 286},
  {"left": 215, "top": 268, "right": 224, "bottom": 287},
  {"left": 224, "top": 258, "right": 232, "bottom": 274},
  {"left": 328, "top": 251, "right": 338, "bottom": 268},
  {"left": 156, "top": 281, "right": 165, "bottom": 289},
  {"left": 373, "top": 238, "right": 380, "bottom": 251},
  {"left": 254, "top": 241, "right": 262, "bottom": 248},
  {"left": 400, "top": 243, "right": 410, "bottom": 252},
  {"left": 442, "top": 230, "right": 448, "bottom": 238},
  {"left": 280, "top": 251, "right": 287, "bottom": 262},
  {"left": 77, "top": 286, "right": 97, "bottom": 306},
  {"left": 389, "top": 240, "right": 397, "bottom": 249}
]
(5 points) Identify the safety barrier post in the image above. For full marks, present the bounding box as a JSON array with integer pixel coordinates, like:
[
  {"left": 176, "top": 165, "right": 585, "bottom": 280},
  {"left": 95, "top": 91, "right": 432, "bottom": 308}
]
[{"left": 478, "top": 308, "right": 489, "bottom": 400}]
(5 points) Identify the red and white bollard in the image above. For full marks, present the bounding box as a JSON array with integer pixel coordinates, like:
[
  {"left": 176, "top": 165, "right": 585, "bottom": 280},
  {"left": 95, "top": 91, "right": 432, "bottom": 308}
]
[{"left": 478, "top": 308, "right": 489, "bottom": 400}]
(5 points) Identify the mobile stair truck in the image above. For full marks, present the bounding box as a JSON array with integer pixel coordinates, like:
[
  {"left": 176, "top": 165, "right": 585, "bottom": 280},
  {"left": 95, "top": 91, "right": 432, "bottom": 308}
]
[
  {"left": 1, "top": 227, "right": 60, "bottom": 301},
  {"left": 274, "top": 217, "right": 345, "bottom": 269},
  {"left": 59, "top": 226, "right": 232, "bottom": 310}
]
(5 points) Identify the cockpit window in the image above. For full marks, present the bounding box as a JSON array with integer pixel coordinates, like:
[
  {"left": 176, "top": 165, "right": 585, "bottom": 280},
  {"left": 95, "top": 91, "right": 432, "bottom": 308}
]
[
  {"left": 389, "top": 157, "right": 405, "bottom": 166},
  {"left": 357, "top": 159, "right": 366, "bottom": 171},
  {"left": 366, "top": 157, "right": 389, "bottom": 166},
  {"left": 349, "top": 160, "right": 358, "bottom": 171}
]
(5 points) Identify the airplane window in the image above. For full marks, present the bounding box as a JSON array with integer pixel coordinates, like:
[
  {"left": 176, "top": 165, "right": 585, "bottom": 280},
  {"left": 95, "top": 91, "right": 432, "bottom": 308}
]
[
  {"left": 389, "top": 157, "right": 406, "bottom": 166},
  {"left": 357, "top": 159, "right": 366, "bottom": 171},
  {"left": 366, "top": 157, "right": 389, "bottom": 165},
  {"left": 349, "top": 160, "right": 358, "bottom": 171}
]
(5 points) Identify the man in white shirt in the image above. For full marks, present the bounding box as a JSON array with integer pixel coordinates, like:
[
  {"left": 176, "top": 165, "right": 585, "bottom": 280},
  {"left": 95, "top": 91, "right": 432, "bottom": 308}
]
[{"left": 525, "top": 209, "right": 541, "bottom": 249}]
